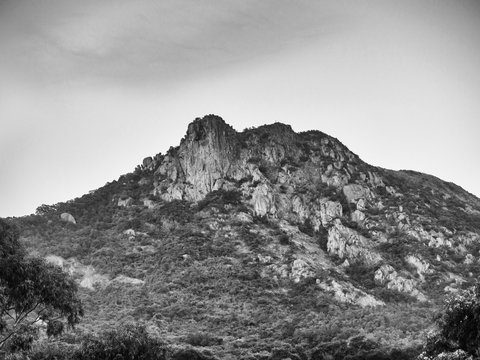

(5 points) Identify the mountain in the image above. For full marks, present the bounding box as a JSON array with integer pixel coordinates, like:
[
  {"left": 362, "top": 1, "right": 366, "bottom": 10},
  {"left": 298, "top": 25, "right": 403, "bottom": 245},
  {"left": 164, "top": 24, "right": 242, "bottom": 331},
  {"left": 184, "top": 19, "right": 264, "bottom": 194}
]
[{"left": 12, "top": 115, "right": 480, "bottom": 359}]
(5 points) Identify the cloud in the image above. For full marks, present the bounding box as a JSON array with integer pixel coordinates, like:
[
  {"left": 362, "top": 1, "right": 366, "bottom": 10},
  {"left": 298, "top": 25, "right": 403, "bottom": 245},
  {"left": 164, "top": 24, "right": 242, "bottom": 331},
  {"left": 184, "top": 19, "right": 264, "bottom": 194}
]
[{"left": 0, "top": 0, "right": 343, "bottom": 88}]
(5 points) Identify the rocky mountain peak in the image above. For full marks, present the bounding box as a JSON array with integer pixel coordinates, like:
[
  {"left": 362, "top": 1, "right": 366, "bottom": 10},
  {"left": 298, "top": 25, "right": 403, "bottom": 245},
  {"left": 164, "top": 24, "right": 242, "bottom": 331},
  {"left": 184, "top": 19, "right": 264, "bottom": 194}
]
[
  {"left": 15, "top": 115, "right": 480, "bottom": 359},
  {"left": 183, "top": 114, "right": 236, "bottom": 143}
]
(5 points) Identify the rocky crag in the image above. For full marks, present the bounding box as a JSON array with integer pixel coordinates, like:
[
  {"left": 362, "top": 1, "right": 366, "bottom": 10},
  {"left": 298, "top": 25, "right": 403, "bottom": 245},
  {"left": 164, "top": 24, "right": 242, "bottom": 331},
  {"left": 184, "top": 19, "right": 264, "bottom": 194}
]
[{"left": 132, "top": 115, "right": 480, "bottom": 304}]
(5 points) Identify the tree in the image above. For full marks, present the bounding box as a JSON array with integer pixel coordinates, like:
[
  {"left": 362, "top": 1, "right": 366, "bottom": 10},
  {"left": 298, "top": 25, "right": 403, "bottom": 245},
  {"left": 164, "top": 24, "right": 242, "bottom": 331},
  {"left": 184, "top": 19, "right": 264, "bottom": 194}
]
[
  {"left": 0, "top": 219, "right": 83, "bottom": 353},
  {"left": 420, "top": 284, "right": 480, "bottom": 359},
  {"left": 439, "top": 284, "right": 480, "bottom": 355}
]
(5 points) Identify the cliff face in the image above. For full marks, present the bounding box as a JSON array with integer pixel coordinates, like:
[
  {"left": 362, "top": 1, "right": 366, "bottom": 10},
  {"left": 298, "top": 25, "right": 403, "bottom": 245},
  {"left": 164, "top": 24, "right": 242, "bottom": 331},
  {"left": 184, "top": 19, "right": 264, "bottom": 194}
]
[{"left": 151, "top": 115, "right": 365, "bottom": 222}]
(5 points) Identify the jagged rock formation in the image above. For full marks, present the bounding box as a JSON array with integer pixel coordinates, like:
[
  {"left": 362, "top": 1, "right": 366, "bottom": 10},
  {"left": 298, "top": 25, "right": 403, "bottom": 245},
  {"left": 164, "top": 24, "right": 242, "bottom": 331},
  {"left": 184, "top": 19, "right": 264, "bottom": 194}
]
[{"left": 127, "top": 115, "right": 479, "bottom": 306}]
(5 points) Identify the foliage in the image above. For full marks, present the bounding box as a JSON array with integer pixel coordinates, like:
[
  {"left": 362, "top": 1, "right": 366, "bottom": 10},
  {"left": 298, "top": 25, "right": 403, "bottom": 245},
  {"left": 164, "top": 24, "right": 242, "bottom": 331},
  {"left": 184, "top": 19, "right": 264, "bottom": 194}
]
[
  {"left": 345, "top": 263, "right": 376, "bottom": 289},
  {"left": 419, "top": 284, "right": 480, "bottom": 359},
  {"left": 297, "top": 220, "right": 314, "bottom": 238},
  {"left": 310, "top": 336, "right": 420, "bottom": 360},
  {"left": 76, "top": 325, "right": 166, "bottom": 360},
  {"left": 197, "top": 189, "right": 243, "bottom": 212},
  {"left": 157, "top": 200, "right": 194, "bottom": 225},
  {"left": 440, "top": 285, "right": 480, "bottom": 355},
  {"left": 0, "top": 219, "right": 83, "bottom": 353}
]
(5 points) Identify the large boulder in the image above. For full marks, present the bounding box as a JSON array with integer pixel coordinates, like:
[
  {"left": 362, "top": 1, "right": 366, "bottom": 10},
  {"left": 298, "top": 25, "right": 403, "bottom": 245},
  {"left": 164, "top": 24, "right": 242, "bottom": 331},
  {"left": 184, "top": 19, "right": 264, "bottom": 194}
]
[
  {"left": 252, "top": 183, "right": 276, "bottom": 216},
  {"left": 142, "top": 156, "right": 153, "bottom": 169},
  {"left": 405, "top": 255, "right": 431, "bottom": 280},
  {"left": 60, "top": 212, "right": 76, "bottom": 224},
  {"left": 327, "top": 219, "right": 381, "bottom": 265}
]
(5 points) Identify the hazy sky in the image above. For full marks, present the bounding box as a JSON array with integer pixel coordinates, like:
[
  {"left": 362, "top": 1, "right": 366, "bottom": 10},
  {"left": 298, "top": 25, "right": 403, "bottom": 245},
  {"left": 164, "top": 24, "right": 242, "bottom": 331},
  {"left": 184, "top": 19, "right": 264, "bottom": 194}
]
[{"left": 1, "top": 0, "right": 479, "bottom": 217}]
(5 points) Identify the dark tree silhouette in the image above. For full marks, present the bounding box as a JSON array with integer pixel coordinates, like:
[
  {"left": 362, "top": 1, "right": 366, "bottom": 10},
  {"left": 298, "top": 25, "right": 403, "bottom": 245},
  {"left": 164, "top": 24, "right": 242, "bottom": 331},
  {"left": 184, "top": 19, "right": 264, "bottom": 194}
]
[{"left": 0, "top": 218, "right": 83, "bottom": 353}]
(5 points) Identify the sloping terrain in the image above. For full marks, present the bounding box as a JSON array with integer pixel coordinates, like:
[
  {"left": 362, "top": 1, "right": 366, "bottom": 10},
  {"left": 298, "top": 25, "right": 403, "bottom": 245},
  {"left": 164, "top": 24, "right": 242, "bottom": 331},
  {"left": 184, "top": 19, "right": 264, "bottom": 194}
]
[{"left": 12, "top": 115, "right": 480, "bottom": 359}]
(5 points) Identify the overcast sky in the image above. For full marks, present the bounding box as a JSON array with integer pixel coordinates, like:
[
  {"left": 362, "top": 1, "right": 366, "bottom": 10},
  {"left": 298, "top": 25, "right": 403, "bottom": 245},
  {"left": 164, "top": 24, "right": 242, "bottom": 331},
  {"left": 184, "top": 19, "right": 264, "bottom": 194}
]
[{"left": 1, "top": 0, "right": 479, "bottom": 217}]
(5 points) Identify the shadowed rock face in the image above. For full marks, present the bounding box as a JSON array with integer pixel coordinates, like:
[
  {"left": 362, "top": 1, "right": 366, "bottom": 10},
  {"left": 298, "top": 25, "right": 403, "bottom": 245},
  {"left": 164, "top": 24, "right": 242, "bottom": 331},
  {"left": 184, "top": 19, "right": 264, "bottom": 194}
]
[{"left": 178, "top": 115, "right": 240, "bottom": 200}]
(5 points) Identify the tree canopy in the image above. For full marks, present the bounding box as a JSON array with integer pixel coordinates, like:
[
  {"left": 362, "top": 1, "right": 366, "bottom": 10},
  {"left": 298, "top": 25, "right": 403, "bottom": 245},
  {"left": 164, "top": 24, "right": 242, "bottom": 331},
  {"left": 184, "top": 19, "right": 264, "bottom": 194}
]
[
  {"left": 0, "top": 218, "right": 83, "bottom": 353},
  {"left": 420, "top": 284, "right": 480, "bottom": 359}
]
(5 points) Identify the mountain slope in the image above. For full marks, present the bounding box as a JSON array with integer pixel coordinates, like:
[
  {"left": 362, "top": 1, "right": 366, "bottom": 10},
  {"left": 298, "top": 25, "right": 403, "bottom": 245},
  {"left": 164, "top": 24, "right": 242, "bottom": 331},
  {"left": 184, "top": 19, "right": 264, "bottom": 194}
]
[{"left": 12, "top": 115, "right": 480, "bottom": 359}]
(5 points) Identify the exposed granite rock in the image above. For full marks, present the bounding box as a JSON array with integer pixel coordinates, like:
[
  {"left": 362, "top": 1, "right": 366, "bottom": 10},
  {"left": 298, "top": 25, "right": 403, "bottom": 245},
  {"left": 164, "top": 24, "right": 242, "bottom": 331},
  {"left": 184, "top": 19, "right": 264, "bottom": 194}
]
[
  {"left": 142, "top": 198, "right": 156, "bottom": 209},
  {"left": 405, "top": 255, "right": 431, "bottom": 280},
  {"left": 113, "top": 275, "right": 145, "bottom": 286},
  {"left": 45, "top": 255, "right": 144, "bottom": 289},
  {"left": 319, "top": 200, "right": 343, "bottom": 226},
  {"left": 317, "top": 279, "right": 384, "bottom": 307},
  {"left": 374, "top": 264, "right": 426, "bottom": 301},
  {"left": 118, "top": 197, "right": 134, "bottom": 207},
  {"left": 60, "top": 212, "right": 76, "bottom": 224},
  {"left": 142, "top": 156, "right": 153, "bottom": 169},
  {"left": 367, "top": 171, "right": 384, "bottom": 187},
  {"left": 351, "top": 210, "right": 366, "bottom": 224},
  {"left": 342, "top": 184, "right": 372, "bottom": 203},
  {"left": 45, "top": 255, "right": 108, "bottom": 290},
  {"left": 138, "top": 178, "right": 151, "bottom": 186},
  {"left": 464, "top": 253, "right": 475, "bottom": 265},
  {"left": 252, "top": 183, "right": 276, "bottom": 216},
  {"left": 123, "top": 229, "right": 136, "bottom": 236},
  {"left": 178, "top": 116, "right": 240, "bottom": 200},
  {"left": 327, "top": 219, "right": 381, "bottom": 265},
  {"left": 290, "top": 259, "right": 315, "bottom": 283}
]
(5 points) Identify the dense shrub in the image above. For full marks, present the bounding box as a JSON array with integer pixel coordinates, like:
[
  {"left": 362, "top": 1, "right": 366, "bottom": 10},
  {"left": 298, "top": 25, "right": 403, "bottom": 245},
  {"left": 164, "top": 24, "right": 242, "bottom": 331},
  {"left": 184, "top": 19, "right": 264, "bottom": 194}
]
[
  {"left": 185, "top": 332, "right": 223, "bottom": 347},
  {"left": 432, "top": 284, "right": 480, "bottom": 356},
  {"left": 345, "top": 263, "right": 376, "bottom": 289},
  {"left": 76, "top": 325, "right": 166, "bottom": 360},
  {"left": 373, "top": 288, "right": 416, "bottom": 303},
  {"left": 197, "top": 189, "right": 242, "bottom": 212},
  {"left": 157, "top": 200, "right": 194, "bottom": 224},
  {"left": 298, "top": 219, "right": 314, "bottom": 237}
]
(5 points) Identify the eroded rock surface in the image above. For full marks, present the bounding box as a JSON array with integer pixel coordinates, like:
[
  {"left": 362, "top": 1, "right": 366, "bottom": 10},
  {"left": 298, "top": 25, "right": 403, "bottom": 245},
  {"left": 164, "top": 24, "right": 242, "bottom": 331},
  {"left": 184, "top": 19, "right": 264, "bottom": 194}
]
[
  {"left": 317, "top": 279, "right": 384, "bottom": 307},
  {"left": 374, "top": 264, "right": 426, "bottom": 301},
  {"left": 327, "top": 219, "right": 381, "bottom": 265}
]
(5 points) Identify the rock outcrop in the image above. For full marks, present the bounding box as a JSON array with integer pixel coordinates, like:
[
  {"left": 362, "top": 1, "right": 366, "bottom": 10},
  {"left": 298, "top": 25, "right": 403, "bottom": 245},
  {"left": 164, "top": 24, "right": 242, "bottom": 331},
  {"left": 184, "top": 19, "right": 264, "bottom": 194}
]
[
  {"left": 317, "top": 279, "right": 384, "bottom": 307},
  {"left": 118, "top": 197, "right": 134, "bottom": 207},
  {"left": 327, "top": 219, "right": 382, "bottom": 265},
  {"left": 374, "top": 264, "right": 426, "bottom": 301},
  {"left": 60, "top": 212, "right": 76, "bottom": 224},
  {"left": 45, "top": 255, "right": 108, "bottom": 290},
  {"left": 45, "top": 255, "right": 144, "bottom": 290}
]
